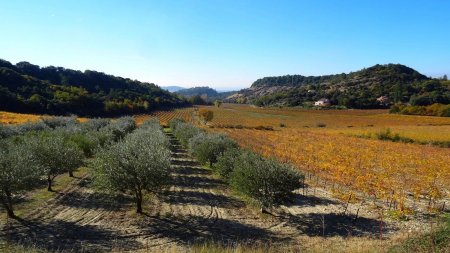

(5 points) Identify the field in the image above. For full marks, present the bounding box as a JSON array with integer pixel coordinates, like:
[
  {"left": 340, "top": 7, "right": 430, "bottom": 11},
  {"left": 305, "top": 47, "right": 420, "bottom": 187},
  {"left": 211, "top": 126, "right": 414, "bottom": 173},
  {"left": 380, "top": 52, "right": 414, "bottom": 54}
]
[
  {"left": 1, "top": 107, "right": 449, "bottom": 252},
  {"left": 137, "top": 104, "right": 450, "bottom": 215},
  {"left": 0, "top": 111, "right": 88, "bottom": 125}
]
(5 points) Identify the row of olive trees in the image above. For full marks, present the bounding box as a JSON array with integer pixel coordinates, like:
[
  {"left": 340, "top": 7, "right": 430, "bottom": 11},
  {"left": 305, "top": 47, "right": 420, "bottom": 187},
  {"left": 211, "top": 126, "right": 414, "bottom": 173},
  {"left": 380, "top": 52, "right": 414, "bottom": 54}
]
[
  {"left": 90, "top": 119, "right": 172, "bottom": 214},
  {"left": 169, "top": 119, "right": 304, "bottom": 211},
  {"left": 0, "top": 116, "right": 137, "bottom": 218}
]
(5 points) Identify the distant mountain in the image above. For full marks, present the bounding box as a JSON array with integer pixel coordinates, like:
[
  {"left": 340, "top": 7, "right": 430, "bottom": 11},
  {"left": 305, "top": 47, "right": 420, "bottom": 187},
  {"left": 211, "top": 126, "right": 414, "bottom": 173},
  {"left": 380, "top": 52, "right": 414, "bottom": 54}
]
[
  {"left": 176, "top": 86, "right": 237, "bottom": 102},
  {"left": 226, "top": 64, "right": 450, "bottom": 108},
  {"left": 0, "top": 59, "right": 187, "bottom": 116},
  {"left": 162, "top": 86, "right": 186, "bottom": 92}
]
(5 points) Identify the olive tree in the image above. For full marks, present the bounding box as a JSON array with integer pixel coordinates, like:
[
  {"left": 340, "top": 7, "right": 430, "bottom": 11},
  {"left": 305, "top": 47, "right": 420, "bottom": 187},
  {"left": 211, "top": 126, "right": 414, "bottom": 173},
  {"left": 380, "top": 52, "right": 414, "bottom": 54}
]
[
  {"left": 172, "top": 122, "right": 202, "bottom": 148},
  {"left": 12, "top": 121, "right": 49, "bottom": 135},
  {"left": 0, "top": 139, "right": 41, "bottom": 218},
  {"left": 230, "top": 150, "right": 303, "bottom": 210},
  {"left": 25, "top": 133, "right": 84, "bottom": 190},
  {"left": 188, "top": 133, "right": 237, "bottom": 167},
  {"left": 0, "top": 124, "right": 14, "bottom": 139},
  {"left": 102, "top": 116, "right": 136, "bottom": 141},
  {"left": 91, "top": 125, "right": 171, "bottom": 213},
  {"left": 81, "top": 118, "right": 111, "bottom": 132},
  {"left": 214, "top": 148, "right": 241, "bottom": 180},
  {"left": 42, "top": 116, "right": 78, "bottom": 129}
]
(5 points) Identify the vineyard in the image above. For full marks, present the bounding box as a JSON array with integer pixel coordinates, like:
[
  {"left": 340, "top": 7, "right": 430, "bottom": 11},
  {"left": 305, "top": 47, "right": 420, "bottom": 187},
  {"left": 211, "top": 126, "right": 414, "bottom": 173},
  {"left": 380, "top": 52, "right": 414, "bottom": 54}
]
[
  {"left": 148, "top": 104, "right": 450, "bottom": 217},
  {"left": 1, "top": 107, "right": 449, "bottom": 252}
]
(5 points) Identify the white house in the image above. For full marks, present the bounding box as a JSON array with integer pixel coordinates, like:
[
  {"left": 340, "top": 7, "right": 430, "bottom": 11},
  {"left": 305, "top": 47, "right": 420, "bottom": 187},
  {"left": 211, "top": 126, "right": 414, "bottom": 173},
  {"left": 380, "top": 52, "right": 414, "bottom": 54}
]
[
  {"left": 376, "top": 96, "right": 390, "bottom": 106},
  {"left": 314, "top": 98, "right": 331, "bottom": 107}
]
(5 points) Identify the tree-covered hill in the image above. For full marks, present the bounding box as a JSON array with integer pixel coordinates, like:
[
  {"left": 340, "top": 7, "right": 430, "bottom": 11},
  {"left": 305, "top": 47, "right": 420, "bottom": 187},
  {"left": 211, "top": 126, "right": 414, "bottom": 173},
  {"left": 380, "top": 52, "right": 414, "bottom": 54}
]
[
  {"left": 176, "top": 86, "right": 219, "bottom": 98},
  {"left": 0, "top": 59, "right": 187, "bottom": 116},
  {"left": 176, "top": 86, "right": 237, "bottom": 102},
  {"left": 226, "top": 64, "right": 450, "bottom": 108}
]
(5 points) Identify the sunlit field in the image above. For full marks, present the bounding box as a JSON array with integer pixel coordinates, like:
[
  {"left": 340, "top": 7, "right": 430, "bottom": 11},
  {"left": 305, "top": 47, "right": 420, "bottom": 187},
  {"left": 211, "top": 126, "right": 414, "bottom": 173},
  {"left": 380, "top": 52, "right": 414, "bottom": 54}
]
[
  {"left": 0, "top": 111, "right": 88, "bottom": 125},
  {"left": 150, "top": 104, "right": 450, "bottom": 215},
  {"left": 0, "top": 111, "right": 44, "bottom": 125}
]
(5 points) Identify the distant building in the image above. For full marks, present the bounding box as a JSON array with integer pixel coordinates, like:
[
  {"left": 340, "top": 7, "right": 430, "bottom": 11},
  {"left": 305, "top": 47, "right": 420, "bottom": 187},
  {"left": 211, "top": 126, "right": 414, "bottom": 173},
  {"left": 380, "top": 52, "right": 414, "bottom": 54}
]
[
  {"left": 314, "top": 98, "right": 331, "bottom": 107},
  {"left": 376, "top": 96, "right": 390, "bottom": 106}
]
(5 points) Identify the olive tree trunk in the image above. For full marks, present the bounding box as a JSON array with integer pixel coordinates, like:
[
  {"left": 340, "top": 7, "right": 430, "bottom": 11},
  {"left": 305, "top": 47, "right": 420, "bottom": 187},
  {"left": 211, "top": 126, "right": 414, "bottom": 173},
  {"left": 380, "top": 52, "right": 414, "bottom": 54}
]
[{"left": 1, "top": 188, "right": 15, "bottom": 218}]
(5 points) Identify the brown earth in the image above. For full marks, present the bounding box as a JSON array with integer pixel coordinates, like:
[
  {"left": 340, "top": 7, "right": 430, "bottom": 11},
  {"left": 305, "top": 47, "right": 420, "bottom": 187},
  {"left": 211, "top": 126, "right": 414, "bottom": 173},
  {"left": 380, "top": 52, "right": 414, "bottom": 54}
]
[{"left": 0, "top": 130, "right": 416, "bottom": 252}]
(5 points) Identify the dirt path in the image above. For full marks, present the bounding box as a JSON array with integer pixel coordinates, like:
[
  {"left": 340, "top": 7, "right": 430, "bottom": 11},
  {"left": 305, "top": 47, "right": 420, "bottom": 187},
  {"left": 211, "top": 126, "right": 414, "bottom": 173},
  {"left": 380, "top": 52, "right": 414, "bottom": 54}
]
[{"left": 1, "top": 130, "right": 397, "bottom": 252}]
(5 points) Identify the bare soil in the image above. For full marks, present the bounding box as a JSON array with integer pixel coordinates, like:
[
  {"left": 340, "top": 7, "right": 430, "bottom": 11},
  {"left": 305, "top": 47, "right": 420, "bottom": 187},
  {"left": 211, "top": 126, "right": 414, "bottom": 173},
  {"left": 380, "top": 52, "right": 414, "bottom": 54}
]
[{"left": 0, "top": 131, "right": 425, "bottom": 252}]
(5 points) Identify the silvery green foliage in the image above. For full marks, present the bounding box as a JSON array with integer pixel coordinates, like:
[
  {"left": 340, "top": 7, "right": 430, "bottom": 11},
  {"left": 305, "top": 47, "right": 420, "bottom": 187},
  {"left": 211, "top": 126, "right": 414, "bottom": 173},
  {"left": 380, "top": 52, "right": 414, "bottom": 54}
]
[
  {"left": 100, "top": 116, "right": 136, "bottom": 141},
  {"left": 81, "top": 118, "right": 111, "bottom": 132},
  {"left": 214, "top": 147, "right": 242, "bottom": 180},
  {"left": 12, "top": 121, "right": 49, "bottom": 135},
  {"left": 0, "top": 139, "right": 42, "bottom": 217},
  {"left": 0, "top": 124, "right": 15, "bottom": 139},
  {"left": 1, "top": 121, "right": 50, "bottom": 139},
  {"left": 24, "top": 132, "right": 84, "bottom": 190},
  {"left": 172, "top": 121, "right": 202, "bottom": 148},
  {"left": 42, "top": 116, "right": 78, "bottom": 129},
  {"left": 140, "top": 119, "right": 163, "bottom": 131},
  {"left": 188, "top": 132, "right": 238, "bottom": 167},
  {"left": 91, "top": 121, "right": 171, "bottom": 213},
  {"left": 230, "top": 150, "right": 303, "bottom": 209},
  {"left": 169, "top": 118, "right": 185, "bottom": 131}
]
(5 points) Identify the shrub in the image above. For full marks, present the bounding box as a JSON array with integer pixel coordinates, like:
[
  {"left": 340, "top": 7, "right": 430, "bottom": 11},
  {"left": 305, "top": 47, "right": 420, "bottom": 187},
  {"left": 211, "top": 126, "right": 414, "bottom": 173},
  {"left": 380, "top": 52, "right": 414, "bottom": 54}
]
[
  {"left": 12, "top": 121, "right": 49, "bottom": 135},
  {"left": 101, "top": 116, "right": 136, "bottom": 141},
  {"left": 24, "top": 132, "right": 85, "bottom": 190},
  {"left": 214, "top": 148, "right": 241, "bottom": 180},
  {"left": 390, "top": 103, "right": 450, "bottom": 117},
  {"left": 188, "top": 133, "right": 237, "bottom": 167},
  {"left": 0, "top": 139, "right": 42, "bottom": 217},
  {"left": 172, "top": 122, "right": 202, "bottom": 148},
  {"left": 199, "top": 109, "right": 214, "bottom": 124},
  {"left": 230, "top": 150, "right": 303, "bottom": 210},
  {"left": 91, "top": 124, "right": 171, "bottom": 213},
  {"left": 42, "top": 116, "right": 78, "bottom": 129},
  {"left": 254, "top": 126, "right": 274, "bottom": 131},
  {"left": 169, "top": 118, "right": 185, "bottom": 131},
  {"left": 316, "top": 122, "right": 327, "bottom": 128},
  {"left": 375, "top": 129, "right": 414, "bottom": 143},
  {"left": 81, "top": 118, "right": 111, "bottom": 132},
  {"left": 0, "top": 124, "right": 15, "bottom": 139}
]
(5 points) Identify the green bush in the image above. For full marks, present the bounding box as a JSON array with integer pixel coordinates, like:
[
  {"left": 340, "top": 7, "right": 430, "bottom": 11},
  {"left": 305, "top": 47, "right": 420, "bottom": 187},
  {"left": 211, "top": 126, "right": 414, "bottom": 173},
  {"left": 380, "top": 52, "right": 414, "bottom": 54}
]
[
  {"left": 389, "top": 214, "right": 449, "bottom": 253},
  {"left": 188, "top": 133, "right": 237, "bottom": 167},
  {"left": 42, "top": 116, "right": 78, "bottom": 129},
  {"left": 0, "top": 124, "right": 15, "bottom": 139},
  {"left": 172, "top": 122, "right": 202, "bottom": 148},
  {"left": 24, "top": 132, "right": 85, "bottom": 190},
  {"left": 0, "top": 138, "right": 42, "bottom": 217},
  {"left": 214, "top": 148, "right": 241, "bottom": 180},
  {"left": 390, "top": 103, "right": 450, "bottom": 117},
  {"left": 101, "top": 116, "right": 136, "bottom": 141},
  {"left": 230, "top": 150, "right": 303, "bottom": 210},
  {"left": 81, "top": 118, "right": 111, "bottom": 132},
  {"left": 91, "top": 121, "right": 171, "bottom": 213}
]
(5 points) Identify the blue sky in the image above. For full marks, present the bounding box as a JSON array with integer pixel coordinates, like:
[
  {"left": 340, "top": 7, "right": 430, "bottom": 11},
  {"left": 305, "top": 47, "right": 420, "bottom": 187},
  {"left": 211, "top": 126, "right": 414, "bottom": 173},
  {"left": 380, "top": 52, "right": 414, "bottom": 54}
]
[{"left": 0, "top": 0, "right": 449, "bottom": 90}]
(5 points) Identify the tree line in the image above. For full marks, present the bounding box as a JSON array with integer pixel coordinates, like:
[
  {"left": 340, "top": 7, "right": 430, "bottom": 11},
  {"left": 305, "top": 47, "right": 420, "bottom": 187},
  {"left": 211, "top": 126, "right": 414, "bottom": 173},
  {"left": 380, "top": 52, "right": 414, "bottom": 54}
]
[{"left": 0, "top": 59, "right": 188, "bottom": 116}]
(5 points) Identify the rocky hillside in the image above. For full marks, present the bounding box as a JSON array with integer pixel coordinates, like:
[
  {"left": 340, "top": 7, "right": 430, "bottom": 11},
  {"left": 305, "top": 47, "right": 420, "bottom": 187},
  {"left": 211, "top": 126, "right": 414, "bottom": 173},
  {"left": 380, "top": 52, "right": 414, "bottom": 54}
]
[{"left": 226, "top": 64, "right": 450, "bottom": 109}]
